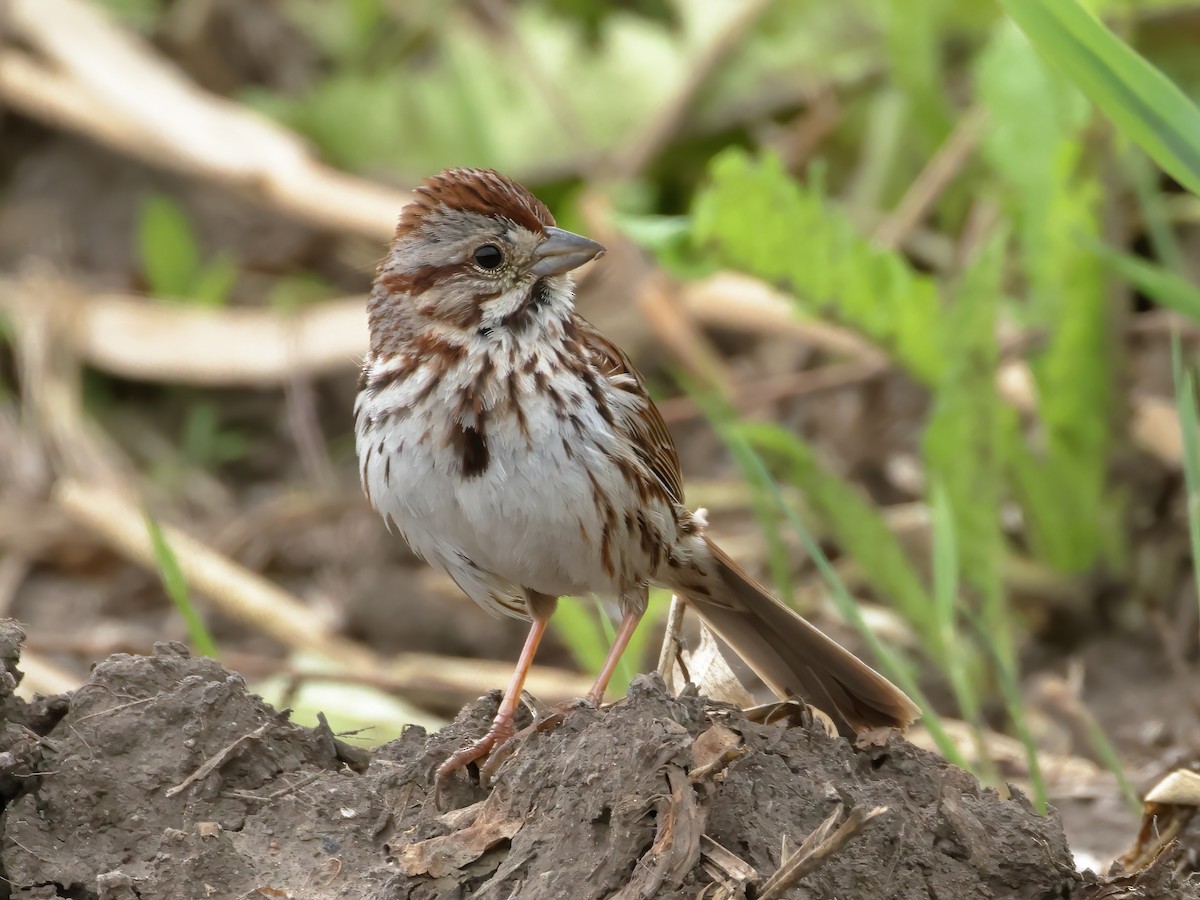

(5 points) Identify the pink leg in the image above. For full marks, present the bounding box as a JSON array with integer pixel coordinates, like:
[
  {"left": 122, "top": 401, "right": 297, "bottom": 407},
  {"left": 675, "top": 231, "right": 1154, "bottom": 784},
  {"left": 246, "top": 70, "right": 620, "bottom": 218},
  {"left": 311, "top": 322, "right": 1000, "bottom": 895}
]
[
  {"left": 437, "top": 616, "right": 549, "bottom": 789},
  {"left": 585, "top": 609, "right": 644, "bottom": 707}
]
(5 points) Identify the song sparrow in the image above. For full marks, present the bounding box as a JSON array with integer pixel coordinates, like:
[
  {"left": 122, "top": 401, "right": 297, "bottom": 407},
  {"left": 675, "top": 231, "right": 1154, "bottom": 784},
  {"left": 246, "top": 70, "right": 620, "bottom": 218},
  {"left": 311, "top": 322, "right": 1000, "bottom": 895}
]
[{"left": 356, "top": 168, "right": 918, "bottom": 786}]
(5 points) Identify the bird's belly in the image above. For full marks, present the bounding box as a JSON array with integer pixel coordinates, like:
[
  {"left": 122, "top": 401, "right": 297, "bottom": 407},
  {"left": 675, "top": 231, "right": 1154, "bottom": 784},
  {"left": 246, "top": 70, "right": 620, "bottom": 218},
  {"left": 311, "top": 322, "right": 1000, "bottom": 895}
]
[{"left": 361, "top": 403, "right": 634, "bottom": 599}]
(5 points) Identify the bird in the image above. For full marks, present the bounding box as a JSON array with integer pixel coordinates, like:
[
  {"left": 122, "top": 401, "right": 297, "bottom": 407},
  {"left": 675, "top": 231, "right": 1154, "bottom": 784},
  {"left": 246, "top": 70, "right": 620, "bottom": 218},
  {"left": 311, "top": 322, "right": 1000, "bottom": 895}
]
[{"left": 354, "top": 167, "right": 919, "bottom": 788}]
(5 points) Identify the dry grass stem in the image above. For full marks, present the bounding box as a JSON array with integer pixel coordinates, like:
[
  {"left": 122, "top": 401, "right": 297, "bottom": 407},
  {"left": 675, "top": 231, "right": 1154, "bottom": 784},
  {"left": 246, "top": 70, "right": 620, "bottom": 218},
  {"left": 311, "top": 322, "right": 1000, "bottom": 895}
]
[
  {"left": 2, "top": 0, "right": 408, "bottom": 241},
  {"left": 757, "top": 804, "right": 888, "bottom": 899},
  {"left": 657, "top": 594, "right": 688, "bottom": 684},
  {"left": 15, "top": 649, "right": 82, "bottom": 697},
  {"left": 55, "top": 479, "right": 380, "bottom": 670},
  {"left": 699, "top": 834, "right": 759, "bottom": 898},
  {"left": 684, "top": 272, "right": 1183, "bottom": 467},
  {"left": 655, "top": 357, "right": 888, "bottom": 424},
  {"left": 284, "top": 655, "right": 593, "bottom": 712},
  {"left": 164, "top": 722, "right": 271, "bottom": 798},
  {"left": 0, "top": 281, "right": 368, "bottom": 386},
  {"left": 873, "top": 107, "right": 989, "bottom": 251},
  {"left": 639, "top": 274, "right": 735, "bottom": 392}
]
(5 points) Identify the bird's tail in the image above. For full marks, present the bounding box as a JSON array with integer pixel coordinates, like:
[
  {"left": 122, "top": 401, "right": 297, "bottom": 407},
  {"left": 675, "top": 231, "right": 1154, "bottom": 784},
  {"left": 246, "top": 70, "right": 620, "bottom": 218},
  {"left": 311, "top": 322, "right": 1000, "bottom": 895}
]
[{"left": 673, "top": 537, "right": 919, "bottom": 737}]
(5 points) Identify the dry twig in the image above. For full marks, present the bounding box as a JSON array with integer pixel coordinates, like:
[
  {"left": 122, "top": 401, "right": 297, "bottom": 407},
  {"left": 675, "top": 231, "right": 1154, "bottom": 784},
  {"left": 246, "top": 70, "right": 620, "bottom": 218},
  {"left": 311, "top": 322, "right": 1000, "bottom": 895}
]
[
  {"left": 0, "top": 280, "right": 367, "bottom": 387},
  {"left": 681, "top": 272, "right": 1183, "bottom": 467},
  {"left": 55, "top": 479, "right": 379, "bottom": 670},
  {"left": 873, "top": 107, "right": 989, "bottom": 251},
  {"left": 165, "top": 722, "right": 271, "bottom": 798},
  {"left": 757, "top": 804, "right": 888, "bottom": 899},
  {"left": 2, "top": 0, "right": 407, "bottom": 241}
]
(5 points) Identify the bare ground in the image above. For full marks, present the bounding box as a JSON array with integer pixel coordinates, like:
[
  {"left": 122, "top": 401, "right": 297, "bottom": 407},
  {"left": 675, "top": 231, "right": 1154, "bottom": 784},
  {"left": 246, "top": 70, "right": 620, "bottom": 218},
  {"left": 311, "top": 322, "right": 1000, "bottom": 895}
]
[{"left": 0, "top": 621, "right": 1191, "bottom": 899}]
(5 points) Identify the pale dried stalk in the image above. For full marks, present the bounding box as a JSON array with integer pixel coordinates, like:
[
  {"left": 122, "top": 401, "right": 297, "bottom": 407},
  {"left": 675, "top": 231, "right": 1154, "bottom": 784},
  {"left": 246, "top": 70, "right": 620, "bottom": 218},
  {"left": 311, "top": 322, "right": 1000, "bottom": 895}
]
[
  {"left": 0, "top": 276, "right": 366, "bottom": 386},
  {"left": 2, "top": 0, "right": 407, "bottom": 241},
  {"left": 79, "top": 289, "right": 361, "bottom": 386},
  {"left": 681, "top": 273, "right": 1182, "bottom": 467},
  {"left": 681, "top": 273, "right": 890, "bottom": 363},
  {"left": 55, "top": 479, "right": 380, "bottom": 670},
  {"left": 872, "top": 107, "right": 989, "bottom": 251},
  {"left": 757, "top": 805, "right": 888, "bottom": 899},
  {"left": 53, "top": 480, "right": 593, "bottom": 703},
  {"left": 288, "top": 654, "right": 594, "bottom": 711},
  {"left": 15, "top": 650, "right": 81, "bottom": 697},
  {"left": 638, "top": 274, "right": 736, "bottom": 393}
]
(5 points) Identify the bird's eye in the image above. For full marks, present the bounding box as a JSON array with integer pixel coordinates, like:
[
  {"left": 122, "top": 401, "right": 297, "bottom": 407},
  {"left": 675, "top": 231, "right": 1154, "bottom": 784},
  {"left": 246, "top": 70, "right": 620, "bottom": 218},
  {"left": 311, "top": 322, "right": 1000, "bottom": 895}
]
[{"left": 473, "top": 244, "right": 504, "bottom": 270}]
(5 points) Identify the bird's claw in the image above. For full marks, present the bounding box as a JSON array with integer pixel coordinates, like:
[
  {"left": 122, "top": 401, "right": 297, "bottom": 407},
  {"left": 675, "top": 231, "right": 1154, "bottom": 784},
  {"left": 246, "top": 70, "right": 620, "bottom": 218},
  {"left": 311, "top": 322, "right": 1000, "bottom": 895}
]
[{"left": 434, "top": 726, "right": 512, "bottom": 810}]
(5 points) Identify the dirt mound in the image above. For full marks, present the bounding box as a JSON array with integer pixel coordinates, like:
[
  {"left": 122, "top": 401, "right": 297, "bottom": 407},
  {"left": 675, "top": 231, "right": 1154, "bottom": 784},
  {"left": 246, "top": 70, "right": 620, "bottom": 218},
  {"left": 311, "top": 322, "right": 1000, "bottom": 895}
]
[{"left": 0, "top": 620, "right": 1187, "bottom": 899}]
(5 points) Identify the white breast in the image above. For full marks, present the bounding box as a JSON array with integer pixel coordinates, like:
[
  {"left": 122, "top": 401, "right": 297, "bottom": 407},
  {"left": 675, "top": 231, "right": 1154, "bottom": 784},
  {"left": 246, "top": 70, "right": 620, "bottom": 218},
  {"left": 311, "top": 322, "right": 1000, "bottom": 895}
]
[{"left": 355, "top": 337, "right": 671, "bottom": 618}]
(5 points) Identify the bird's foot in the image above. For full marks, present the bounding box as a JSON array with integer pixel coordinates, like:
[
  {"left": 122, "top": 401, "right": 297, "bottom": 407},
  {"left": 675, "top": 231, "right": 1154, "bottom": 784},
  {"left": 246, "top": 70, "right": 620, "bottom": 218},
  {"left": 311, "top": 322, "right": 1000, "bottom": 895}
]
[
  {"left": 478, "top": 694, "right": 600, "bottom": 783},
  {"left": 434, "top": 723, "right": 513, "bottom": 810}
]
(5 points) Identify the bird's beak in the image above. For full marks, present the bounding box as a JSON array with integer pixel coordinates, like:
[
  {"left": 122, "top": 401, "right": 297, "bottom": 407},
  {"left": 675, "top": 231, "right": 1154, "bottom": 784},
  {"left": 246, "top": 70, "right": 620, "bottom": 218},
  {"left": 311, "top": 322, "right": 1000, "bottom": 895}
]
[{"left": 530, "top": 226, "right": 606, "bottom": 276}]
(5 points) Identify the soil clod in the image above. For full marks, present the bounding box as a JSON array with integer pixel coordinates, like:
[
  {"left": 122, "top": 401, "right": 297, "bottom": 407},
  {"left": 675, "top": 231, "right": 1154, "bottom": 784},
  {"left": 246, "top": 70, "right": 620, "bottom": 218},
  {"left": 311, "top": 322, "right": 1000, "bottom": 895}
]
[{"left": 0, "top": 627, "right": 1189, "bottom": 899}]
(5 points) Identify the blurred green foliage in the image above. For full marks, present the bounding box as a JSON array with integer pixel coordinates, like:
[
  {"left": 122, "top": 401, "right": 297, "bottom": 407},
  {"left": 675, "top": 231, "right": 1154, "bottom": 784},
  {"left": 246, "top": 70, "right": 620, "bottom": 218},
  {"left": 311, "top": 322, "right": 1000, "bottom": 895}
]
[
  {"left": 180, "top": 403, "right": 249, "bottom": 469},
  {"left": 693, "top": 153, "right": 944, "bottom": 384},
  {"left": 138, "top": 194, "right": 237, "bottom": 306}
]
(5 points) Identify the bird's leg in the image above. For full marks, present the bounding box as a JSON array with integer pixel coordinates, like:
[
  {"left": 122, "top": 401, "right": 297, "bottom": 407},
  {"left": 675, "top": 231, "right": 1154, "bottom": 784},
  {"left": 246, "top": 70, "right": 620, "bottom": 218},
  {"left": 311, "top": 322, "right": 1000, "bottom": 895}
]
[
  {"left": 482, "top": 607, "right": 645, "bottom": 783},
  {"left": 585, "top": 607, "right": 644, "bottom": 708},
  {"left": 436, "top": 614, "right": 549, "bottom": 796},
  {"left": 481, "top": 600, "right": 646, "bottom": 784}
]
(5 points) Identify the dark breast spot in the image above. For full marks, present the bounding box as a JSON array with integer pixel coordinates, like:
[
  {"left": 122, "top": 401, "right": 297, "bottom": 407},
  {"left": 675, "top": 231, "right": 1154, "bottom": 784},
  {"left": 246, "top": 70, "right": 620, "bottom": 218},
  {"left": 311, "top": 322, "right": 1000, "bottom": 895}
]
[{"left": 451, "top": 421, "right": 490, "bottom": 478}]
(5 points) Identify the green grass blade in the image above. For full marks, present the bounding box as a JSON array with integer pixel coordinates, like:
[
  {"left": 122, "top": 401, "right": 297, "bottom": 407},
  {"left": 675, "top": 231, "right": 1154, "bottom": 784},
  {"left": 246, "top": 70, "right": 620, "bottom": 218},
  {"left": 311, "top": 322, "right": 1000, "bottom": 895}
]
[
  {"left": 553, "top": 592, "right": 681, "bottom": 696},
  {"left": 1076, "top": 704, "right": 1142, "bottom": 816},
  {"left": 685, "top": 378, "right": 793, "bottom": 601},
  {"left": 145, "top": 514, "right": 218, "bottom": 659},
  {"left": 930, "top": 483, "right": 1000, "bottom": 786},
  {"left": 1171, "top": 334, "right": 1200, "bottom": 630},
  {"left": 1000, "top": 0, "right": 1200, "bottom": 197},
  {"left": 930, "top": 481, "right": 959, "bottom": 648},
  {"left": 1090, "top": 242, "right": 1200, "bottom": 322},
  {"left": 1123, "top": 149, "right": 1188, "bottom": 278},
  {"left": 551, "top": 598, "right": 607, "bottom": 676},
  {"left": 963, "top": 609, "right": 1047, "bottom": 813}
]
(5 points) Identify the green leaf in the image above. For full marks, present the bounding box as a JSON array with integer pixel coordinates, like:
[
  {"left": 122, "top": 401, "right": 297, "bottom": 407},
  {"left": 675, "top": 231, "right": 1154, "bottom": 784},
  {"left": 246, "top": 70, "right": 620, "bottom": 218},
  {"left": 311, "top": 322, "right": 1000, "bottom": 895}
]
[
  {"left": 93, "top": 0, "right": 163, "bottom": 32},
  {"left": 1000, "top": 0, "right": 1200, "bottom": 197},
  {"left": 976, "top": 21, "right": 1090, "bottom": 308},
  {"left": 181, "top": 403, "right": 249, "bottom": 468},
  {"left": 191, "top": 254, "right": 239, "bottom": 308},
  {"left": 693, "top": 150, "right": 943, "bottom": 384},
  {"left": 138, "top": 194, "right": 200, "bottom": 300},
  {"left": 868, "top": 0, "right": 954, "bottom": 151},
  {"left": 979, "top": 39, "right": 1118, "bottom": 575},
  {"left": 1024, "top": 167, "right": 1116, "bottom": 573},
  {"left": 929, "top": 481, "right": 998, "bottom": 783}
]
